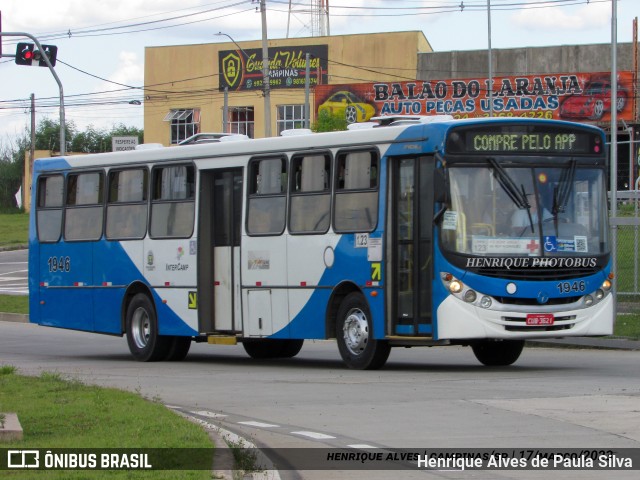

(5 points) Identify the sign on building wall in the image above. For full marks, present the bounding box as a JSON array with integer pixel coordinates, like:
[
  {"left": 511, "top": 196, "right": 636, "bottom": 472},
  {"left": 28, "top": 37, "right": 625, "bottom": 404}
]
[
  {"left": 219, "top": 45, "right": 328, "bottom": 91},
  {"left": 112, "top": 136, "right": 139, "bottom": 152},
  {"left": 315, "top": 71, "right": 635, "bottom": 124}
]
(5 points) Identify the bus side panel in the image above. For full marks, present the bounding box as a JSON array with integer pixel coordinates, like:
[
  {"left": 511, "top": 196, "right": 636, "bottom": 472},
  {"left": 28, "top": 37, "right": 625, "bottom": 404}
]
[
  {"left": 91, "top": 240, "right": 198, "bottom": 336},
  {"left": 286, "top": 233, "right": 339, "bottom": 339},
  {"left": 28, "top": 198, "right": 41, "bottom": 323},
  {"left": 141, "top": 238, "right": 199, "bottom": 336},
  {"left": 92, "top": 240, "right": 142, "bottom": 334},
  {"left": 38, "top": 242, "right": 94, "bottom": 331},
  {"left": 277, "top": 233, "right": 385, "bottom": 339},
  {"left": 241, "top": 235, "right": 289, "bottom": 337}
]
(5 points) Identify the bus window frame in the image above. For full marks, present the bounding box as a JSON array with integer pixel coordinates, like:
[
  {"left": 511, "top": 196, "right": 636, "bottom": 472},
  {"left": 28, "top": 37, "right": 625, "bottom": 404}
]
[
  {"left": 64, "top": 170, "right": 105, "bottom": 243},
  {"left": 246, "top": 154, "right": 288, "bottom": 237},
  {"left": 332, "top": 147, "right": 380, "bottom": 234},
  {"left": 288, "top": 151, "right": 333, "bottom": 235},
  {"left": 105, "top": 166, "right": 150, "bottom": 241},
  {"left": 149, "top": 162, "right": 196, "bottom": 239},
  {"left": 36, "top": 173, "right": 65, "bottom": 244}
]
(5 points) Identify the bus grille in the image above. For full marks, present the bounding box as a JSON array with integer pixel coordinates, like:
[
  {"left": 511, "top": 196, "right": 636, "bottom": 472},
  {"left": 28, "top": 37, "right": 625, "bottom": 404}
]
[
  {"left": 495, "top": 296, "right": 581, "bottom": 307},
  {"left": 473, "top": 267, "right": 598, "bottom": 281}
]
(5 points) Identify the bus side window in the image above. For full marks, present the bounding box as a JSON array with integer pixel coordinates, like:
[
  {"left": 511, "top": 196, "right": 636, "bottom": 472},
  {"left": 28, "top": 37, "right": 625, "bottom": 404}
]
[
  {"left": 150, "top": 165, "right": 195, "bottom": 238},
  {"left": 334, "top": 150, "right": 379, "bottom": 233},
  {"left": 106, "top": 168, "right": 148, "bottom": 240},
  {"left": 247, "top": 157, "right": 287, "bottom": 235},
  {"left": 36, "top": 175, "right": 64, "bottom": 243},
  {"left": 65, "top": 172, "right": 104, "bottom": 241},
  {"left": 289, "top": 153, "right": 331, "bottom": 234}
]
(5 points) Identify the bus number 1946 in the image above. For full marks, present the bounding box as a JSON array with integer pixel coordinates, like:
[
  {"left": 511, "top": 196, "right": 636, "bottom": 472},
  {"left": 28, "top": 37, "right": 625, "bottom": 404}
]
[
  {"left": 48, "top": 256, "right": 71, "bottom": 273},
  {"left": 556, "top": 280, "right": 585, "bottom": 294}
]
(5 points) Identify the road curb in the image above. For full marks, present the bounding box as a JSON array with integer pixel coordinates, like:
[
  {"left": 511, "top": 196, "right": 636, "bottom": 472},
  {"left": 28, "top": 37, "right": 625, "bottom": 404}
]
[{"left": 0, "top": 313, "right": 29, "bottom": 323}]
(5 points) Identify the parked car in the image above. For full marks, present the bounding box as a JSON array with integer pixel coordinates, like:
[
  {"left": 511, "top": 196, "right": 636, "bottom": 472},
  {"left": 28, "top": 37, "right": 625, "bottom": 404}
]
[
  {"left": 318, "top": 91, "right": 376, "bottom": 124},
  {"left": 559, "top": 75, "right": 627, "bottom": 120}
]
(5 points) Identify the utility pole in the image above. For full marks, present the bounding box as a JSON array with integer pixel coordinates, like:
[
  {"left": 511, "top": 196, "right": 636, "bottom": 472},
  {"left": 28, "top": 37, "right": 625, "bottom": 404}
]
[
  {"left": 487, "top": 0, "right": 493, "bottom": 117},
  {"left": 610, "top": 0, "right": 618, "bottom": 296},
  {"left": 30, "top": 93, "right": 35, "bottom": 168},
  {"left": 260, "top": 0, "right": 272, "bottom": 137}
]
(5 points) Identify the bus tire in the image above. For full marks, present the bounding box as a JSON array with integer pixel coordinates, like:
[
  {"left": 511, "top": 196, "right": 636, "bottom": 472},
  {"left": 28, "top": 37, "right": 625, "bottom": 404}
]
[
  {"left": 278, "top": 339, "right": 304, "bottom": 358},
  {"left": 165, "top": 336, "right": 191, "bottom": 361},
  {"left": 471, "top": 340, "right": 524, "bottom": 366},
  {"left": 242, "top": 339, "right": 304, "bottom": 359},
  {"left": 125, "top": 293, "right": 171, "bottom": 362},
  {"left": 336, "top": 292, "right": 390, "bottom": 370}
]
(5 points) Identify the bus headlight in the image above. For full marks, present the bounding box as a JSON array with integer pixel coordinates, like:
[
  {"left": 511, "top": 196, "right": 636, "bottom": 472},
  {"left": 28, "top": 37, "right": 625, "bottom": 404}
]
[
  {"left": 584, "top": 295, "right": 594, "bottom": 306},
  {"left": 480, "top": 296, "right": 492, "bottom": 308},
  {"left": 595, "top": 289, "right": 604, "bottom": 300},
  {"left": 449, "top": 280, "right": 463, "bottom": 294},
  {"left": 463, "top": 290, "right": 477, "bottom": 303},
  {"left": 602, "top": 279, "right": 612, "bottom": 291}
]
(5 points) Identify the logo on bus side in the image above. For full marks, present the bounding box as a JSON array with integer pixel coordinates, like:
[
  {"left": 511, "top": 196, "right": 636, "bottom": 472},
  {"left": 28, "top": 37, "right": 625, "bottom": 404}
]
[
  {"left": 146, "top": 251, "right": 155, "bottom": 271},
  {"left": 248, "top": 251, "right": 270, "bottom": 270}
]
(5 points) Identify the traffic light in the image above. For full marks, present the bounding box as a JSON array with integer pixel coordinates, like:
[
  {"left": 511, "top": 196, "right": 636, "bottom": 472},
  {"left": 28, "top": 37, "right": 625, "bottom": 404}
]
[
  {"left": 15, "top": 42, "right": 58, "bottom": 67},
  {"left": 15, "top": 42, "right": 35, "bottom": 65}
]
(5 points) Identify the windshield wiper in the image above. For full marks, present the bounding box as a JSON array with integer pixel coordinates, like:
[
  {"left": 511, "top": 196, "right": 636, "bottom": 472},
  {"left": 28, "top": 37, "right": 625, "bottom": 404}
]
[
  {"left": 551, "top": 159, "right": 577, "bottom": 236},
  {"left": 488, "top": 158, "right": 535, "bottom": 233},
  {"left": 553, "top": 159, "right": 577, "bottom": 216}
]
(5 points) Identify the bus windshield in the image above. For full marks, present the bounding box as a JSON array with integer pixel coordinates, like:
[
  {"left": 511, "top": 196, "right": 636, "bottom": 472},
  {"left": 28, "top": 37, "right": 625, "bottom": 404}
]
[{"left": 441, "top": 163, "right": 609, "bottom": 257}]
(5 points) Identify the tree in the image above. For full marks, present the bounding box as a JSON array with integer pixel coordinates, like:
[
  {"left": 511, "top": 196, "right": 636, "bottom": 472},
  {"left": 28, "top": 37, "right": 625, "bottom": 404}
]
[
  {"left": 311, "top": 110, "right": 348, "bottom": 132},
  {"left": 70, "top": 123, "right": 143, "bottom": 153},
  {"left": 34, "top": 118, "right": 76, "bottom": 153},
  {"left": 0, "top": 138, "right": 24, "bottom": 210}
]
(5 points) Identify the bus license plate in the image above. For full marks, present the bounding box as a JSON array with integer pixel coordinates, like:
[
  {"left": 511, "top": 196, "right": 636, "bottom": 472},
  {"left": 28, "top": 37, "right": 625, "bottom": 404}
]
[{"left": 526, "top": 313, "right": 554, "bottom": 326}]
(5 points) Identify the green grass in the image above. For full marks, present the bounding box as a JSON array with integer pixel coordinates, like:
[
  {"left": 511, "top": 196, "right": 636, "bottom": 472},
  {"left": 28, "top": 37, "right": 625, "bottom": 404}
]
[
  {"left": 0, "top": 212, "right": 29, "bottom": 247},
  {"left": 614, "top": 313, "right": 640, "bottom": 340},
  {"left": 0, "top": 295, "right": 28, "bottom": 314},
  {"left": 0, "top": 367, "right": 214, "bottom": 479}
]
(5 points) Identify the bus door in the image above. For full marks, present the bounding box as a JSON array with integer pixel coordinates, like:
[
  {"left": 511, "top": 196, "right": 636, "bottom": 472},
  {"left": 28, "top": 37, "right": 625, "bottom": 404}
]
[
  {"left": 197, "top": 168, "right": 243, "bottom": 333},
  {"left": 390, "top": 156, "right": 434, "bottom": 336}
]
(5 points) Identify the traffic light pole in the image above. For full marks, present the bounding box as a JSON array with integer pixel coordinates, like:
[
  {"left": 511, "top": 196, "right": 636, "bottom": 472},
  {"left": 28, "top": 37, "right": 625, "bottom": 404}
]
[{"left": 1, "top": 32, "right": 66, "bottom": 154}]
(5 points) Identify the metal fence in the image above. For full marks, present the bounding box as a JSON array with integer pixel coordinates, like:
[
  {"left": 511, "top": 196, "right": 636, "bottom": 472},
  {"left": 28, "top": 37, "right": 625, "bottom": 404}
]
[
  {"left": 610, "top": 134, "right": 640, "bottom": 311},
  {"left": 612, "top": 191, "right": 640, "bottom": 305}
]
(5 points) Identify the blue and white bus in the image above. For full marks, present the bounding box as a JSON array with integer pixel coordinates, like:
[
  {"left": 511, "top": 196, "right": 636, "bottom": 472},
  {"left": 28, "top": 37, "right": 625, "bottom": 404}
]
[{"left": 28, "top": 116, "right": 613, "bottom": 369}]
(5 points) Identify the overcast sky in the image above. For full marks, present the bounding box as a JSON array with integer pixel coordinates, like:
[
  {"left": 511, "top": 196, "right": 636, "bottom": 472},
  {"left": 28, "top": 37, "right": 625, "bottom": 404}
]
[{"left": 0, "top": 0, "right": 636, "bottom": 141}]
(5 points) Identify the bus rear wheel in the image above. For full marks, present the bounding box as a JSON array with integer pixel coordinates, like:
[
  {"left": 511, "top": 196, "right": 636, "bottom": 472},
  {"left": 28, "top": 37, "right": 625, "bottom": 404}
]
[
  {"left": 471, "top": 340, "right": 524, "bottom": 366},
  {"left": 165, "top": 336, "right": 191, "bottom": 361},
  {"left": 336, "top": 292, "right": 390, "bottom": 370},
  {"left": 242, "top": 339, "right": 304, "bottom": 359},
  {"left": 125, "top": 293, "right": 171, "bottom": 362}
]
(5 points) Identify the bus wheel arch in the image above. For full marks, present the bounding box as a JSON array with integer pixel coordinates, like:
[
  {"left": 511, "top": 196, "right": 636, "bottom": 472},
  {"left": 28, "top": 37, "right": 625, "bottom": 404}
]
[
  {"left": 335, "top": 291, "right": 391, "bottom": 370},
  {"left": 121, "top": 282, "right": 154, "bottom": 334},
  {"left": 326, "top": 281, "right": 361, "bottom": 339}
]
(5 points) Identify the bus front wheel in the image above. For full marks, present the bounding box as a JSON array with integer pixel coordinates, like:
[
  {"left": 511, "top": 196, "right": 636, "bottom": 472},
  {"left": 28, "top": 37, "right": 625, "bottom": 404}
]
[
  {"left": 471, "top": 340, "right": 524, "bottom": 366},
  {"left": 336, "top": 292, "right": 390, "bottom": 370},
  {"left": 125, "top": 293, "right": 171, "bottom": 362}
]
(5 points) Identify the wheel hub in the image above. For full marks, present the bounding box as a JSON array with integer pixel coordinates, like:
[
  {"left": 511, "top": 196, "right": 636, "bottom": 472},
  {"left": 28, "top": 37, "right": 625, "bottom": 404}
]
[
  {"left": 342, "top": 308, "right": 369, "bottom": 355},
  {"left": 131, "top": 307, "right": 150, "bottom": 349}
]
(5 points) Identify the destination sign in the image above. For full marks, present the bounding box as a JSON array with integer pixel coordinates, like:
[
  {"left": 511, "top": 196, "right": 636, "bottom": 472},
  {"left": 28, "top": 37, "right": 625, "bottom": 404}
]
[{"left": 446, "top": 125, "right": 603, "bottom": 155}]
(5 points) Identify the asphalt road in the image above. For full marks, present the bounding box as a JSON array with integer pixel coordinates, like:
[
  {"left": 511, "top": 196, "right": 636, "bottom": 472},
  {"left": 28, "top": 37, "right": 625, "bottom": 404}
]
[
  {"left": 0, "top": 249, "right": 28, "bottom": 295},
  {"left": 1, "top": 320, "right": 639, "bottom": 479}
]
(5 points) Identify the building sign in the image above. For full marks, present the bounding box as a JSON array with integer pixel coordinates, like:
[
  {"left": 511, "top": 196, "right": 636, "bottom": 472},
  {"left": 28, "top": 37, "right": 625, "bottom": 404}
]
[
  {"left": 314, "top": 71, "right": 635, "bottom": 124},
  {"left": 219, "top": 45, "right": 328, "bottom": 91},
  {"left": 111, "top": 136, "right": 138, "bottom": 152}
]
